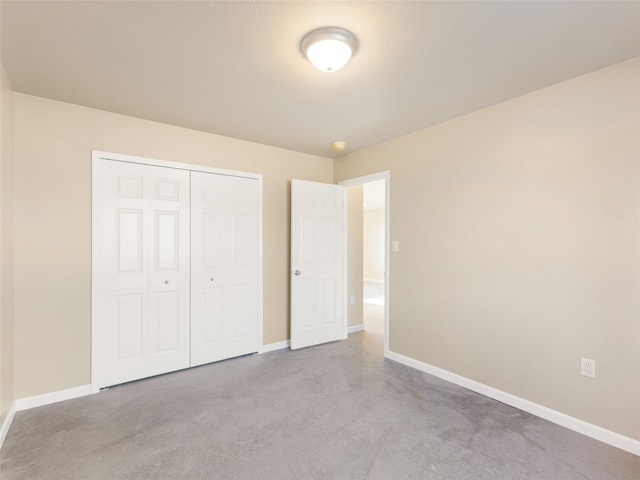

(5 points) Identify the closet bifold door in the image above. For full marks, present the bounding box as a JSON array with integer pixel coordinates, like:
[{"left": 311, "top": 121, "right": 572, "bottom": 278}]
[
  {"left": 190, "top": 171, "right": 259, "bottom": 367},
  {"left": 93, "top": 159, "right": 191, "bottom": 388}
]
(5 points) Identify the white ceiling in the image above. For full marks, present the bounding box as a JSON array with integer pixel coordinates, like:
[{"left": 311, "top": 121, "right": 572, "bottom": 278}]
[{"left": 2, "top": 1, "right": 639, "bottom": 158}]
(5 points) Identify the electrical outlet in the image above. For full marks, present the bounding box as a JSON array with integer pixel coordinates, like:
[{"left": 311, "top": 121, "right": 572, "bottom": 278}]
[
  {"left": 581, "top": 358, "right": 596, "bottom": 378},
  {"left": 350, "top": 295, "right": 355, "bottom": 305}
]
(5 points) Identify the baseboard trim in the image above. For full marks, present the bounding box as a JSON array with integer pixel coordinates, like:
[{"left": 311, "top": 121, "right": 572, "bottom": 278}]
[
  {"left": 13, "top": 341, "right": 295, "bottom": 412},
  {"left": 15, "top": 384, "right": 94, "bottom": 412},
  {"left": 385, "top": 350, "right": 640, "bottom": 456},
  {"left": 0, "top": 402, "right": 16, "bottom": 451},
  {"left": 348, "top": 324, "right": 365, "bottom": 333},
  {"left": 363, "top": 278, "right": 384, "bottom": 284},
  {"left": 260, "top": 340, "right": 290, "bottom": 353}
]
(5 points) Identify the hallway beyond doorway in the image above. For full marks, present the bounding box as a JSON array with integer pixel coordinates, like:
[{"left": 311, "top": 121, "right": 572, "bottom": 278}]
[
  {"left": 341, "top": 171, "right": 389, "bottom": 354},
  {"left": 363, "top": 281, "right": 384, "bottom": 337},
  {"left": 363, "top": 281, "right": 384, "bottom": 305}
]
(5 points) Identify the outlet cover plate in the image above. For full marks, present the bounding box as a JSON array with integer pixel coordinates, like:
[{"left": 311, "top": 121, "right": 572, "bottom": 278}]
[{"left": 581, "top": 357, "right": 596, "bottom": 378}]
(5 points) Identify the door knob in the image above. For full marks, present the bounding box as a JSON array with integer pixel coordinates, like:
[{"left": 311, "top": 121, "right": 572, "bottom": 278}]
[
  {"left": 294, "top": 270, "right": 301, "bottom": 276},
  {"left": 210, "top": 278, "right": 215, "bottom": 282},
  {"left": 164, "top": 280, "right": 169, "bottom": 284}
]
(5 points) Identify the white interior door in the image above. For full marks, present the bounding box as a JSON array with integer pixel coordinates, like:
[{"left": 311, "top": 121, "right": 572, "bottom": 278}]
[
  {"left": 93, "top": 159, "right": 190, "bottom": 388},
  {"left": 190, "top": 172, "right": 259, "bottom": 366},
  {"left": 290, "top": 179, "right": 346, "bottom": 349}
]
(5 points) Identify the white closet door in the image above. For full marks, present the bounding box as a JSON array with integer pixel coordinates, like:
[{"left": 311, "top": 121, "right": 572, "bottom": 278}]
[
  {"left": 190, "top": 172, "right": 259, "bottom": 366},
  {"left": 93, "top": 159, "right": 190, "bottom": 388}
]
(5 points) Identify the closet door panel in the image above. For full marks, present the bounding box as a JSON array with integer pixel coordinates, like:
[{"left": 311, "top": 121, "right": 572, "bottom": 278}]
[
  {"left": 93, "top": 160, "right": 190, "bottom": 388},
  {"left": 147, "top": 170, "right": 190, "bottom": 375},
  {"left": 191, "top": 172, "right": 258, "bottom": 367},
  {"left": 203, "top": 287, "right": 224, "bottom": 343},
  {"left": 116, "top": 209, "right": 143, "bottom": 272},
  {"left": 231, "top": 285, "right": 250, "bottom": 337},
  {"left": 116, "top": 293, "right": 144, "bottom": 360},
  {"left": 94, "top": 162, "right": 148, "bottom": 387},
  {"left": 147, "top": 171, "right": 190, "bottom": 375}
]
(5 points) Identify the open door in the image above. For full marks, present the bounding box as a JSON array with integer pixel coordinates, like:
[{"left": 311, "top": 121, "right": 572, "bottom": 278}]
[{"left": 290, "top": 179, "right": 346, "bottom": 349}]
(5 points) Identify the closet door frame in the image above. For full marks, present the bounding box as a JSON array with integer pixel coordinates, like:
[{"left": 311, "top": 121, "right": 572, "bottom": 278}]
[{"left": 91, "top": 150, "right": 263, "bottom": 393}]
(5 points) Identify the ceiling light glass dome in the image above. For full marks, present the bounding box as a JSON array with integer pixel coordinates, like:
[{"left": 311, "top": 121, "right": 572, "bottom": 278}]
[{"left": 301, "top": 27, "right": 358, "bottom": 73}]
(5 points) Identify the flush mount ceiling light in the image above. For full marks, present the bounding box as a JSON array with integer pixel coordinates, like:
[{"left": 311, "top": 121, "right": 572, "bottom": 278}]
[
  {"left": 301, "top": 27, "right": 358, "bottom": 73},
  {"left": 332, "top": 141, "right": 347, "bottom": 152}
]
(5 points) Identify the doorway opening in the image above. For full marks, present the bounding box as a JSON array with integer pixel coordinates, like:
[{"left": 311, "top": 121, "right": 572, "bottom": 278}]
[
  {"left": 340, "top": 172, "right": 389, "bottom": 356},
  {"left": 362, "top": 180, "right": 386, "bottom": 339}
]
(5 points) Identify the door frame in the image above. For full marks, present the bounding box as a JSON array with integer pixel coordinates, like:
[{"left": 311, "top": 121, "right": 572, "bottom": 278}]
[
  {"left": 338, "top": 171, "right": 390, "bottom": 356},
  {"left": 91, "top": 150, "right": 264, "bottom": 392}
]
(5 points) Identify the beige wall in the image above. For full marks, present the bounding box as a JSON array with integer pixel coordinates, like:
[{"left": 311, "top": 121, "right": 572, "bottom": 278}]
[
  {"left": 6, "top": 53, "right": 639, "bottom": 442},
  {"left": 335, "top": 58, "right": 640, "bottom": 440},
  {"left": 0, "top": 62, "right": 15, "bottom": 423},
  {"left": 13, "top": 93, "right": 333, "bottom": 398},
  {"left": 363, "top": 208, "right": 385, "bottom": 283},
  {"left": 347, "top": 185, "right": 363, "bottom": 327}
]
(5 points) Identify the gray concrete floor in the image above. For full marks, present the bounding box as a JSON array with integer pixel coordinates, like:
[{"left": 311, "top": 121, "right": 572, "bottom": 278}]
[{"left": 1, "top": 328, "right": 638, "bottom": 479}]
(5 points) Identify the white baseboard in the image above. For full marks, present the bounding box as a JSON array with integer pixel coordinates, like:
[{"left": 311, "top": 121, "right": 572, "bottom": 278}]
[
  {"left": 13, "top": 340, "right": 295, "bottom": 413},
  {"left": 260, "top": 340, "right": 290, "bottom": 353},
  {"left": 14, "top": 384, "right": 94, "bottom": 412},
  {"left": 348, "top": 324, "right": 365, "bottom": 333},
  {"left": 0, "top": 401, "right": 16, "bottom": 451},
  {"left": 363, "top": 278, "right": 384, "bottom": 284},
  {"left": 12, "top": 348, "right": 636, "bottom": 456},
  {"left": 385, "top": 350, "right": 640, "bottom": 456}
]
